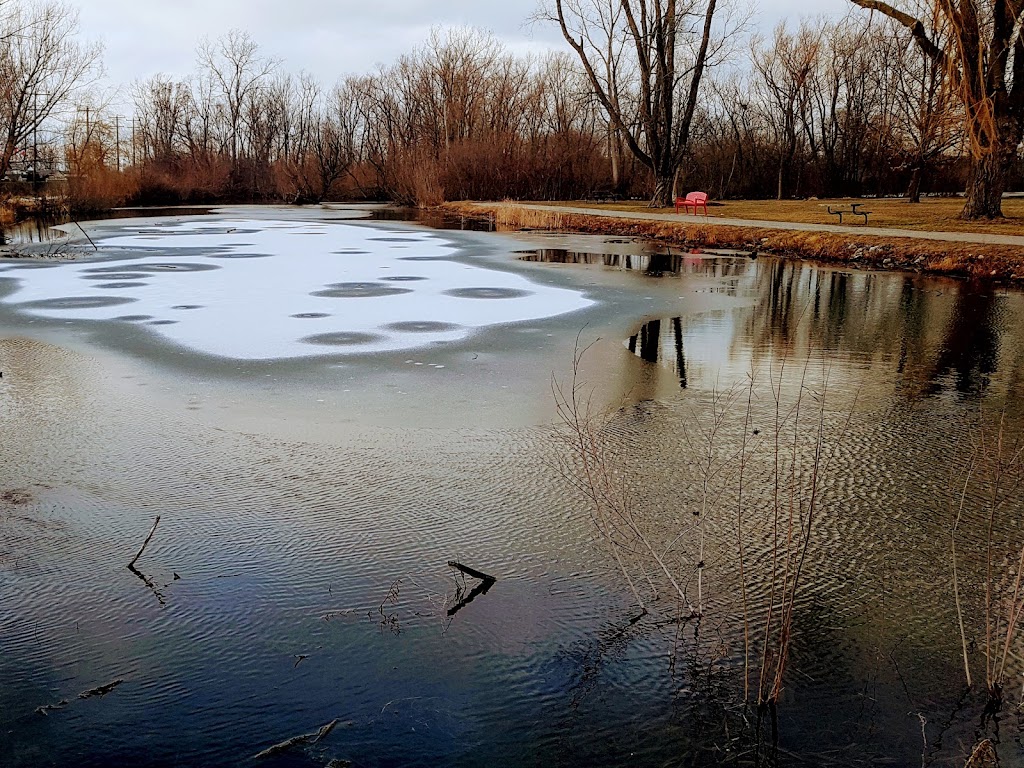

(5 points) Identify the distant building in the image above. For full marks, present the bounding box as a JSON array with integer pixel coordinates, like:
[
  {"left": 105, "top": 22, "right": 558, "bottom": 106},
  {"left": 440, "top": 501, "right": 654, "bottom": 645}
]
[{"left": 3, "top": 147, "right": 58, "bottom": 182}]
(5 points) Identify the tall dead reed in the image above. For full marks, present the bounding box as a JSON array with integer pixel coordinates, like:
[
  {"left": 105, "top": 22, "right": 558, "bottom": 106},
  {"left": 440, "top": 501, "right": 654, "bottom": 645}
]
[
  {"left": 552, "top": 338, "right": 686, "bottom": 614},
  {"left": 950, "top": 411, "right": 1024, "bottom": 709},
  {"left": 553, "top": 339, "right": 856, "bottom": 740}
]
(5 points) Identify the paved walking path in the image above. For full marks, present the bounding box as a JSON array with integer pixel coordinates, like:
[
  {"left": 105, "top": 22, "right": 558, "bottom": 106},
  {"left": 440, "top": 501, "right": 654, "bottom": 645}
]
[{"left": 493, "top": 202, "right": 1024, "bottom": 248}]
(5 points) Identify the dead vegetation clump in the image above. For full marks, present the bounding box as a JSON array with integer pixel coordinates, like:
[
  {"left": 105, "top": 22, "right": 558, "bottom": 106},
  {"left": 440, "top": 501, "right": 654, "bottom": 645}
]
[{"left": 0, "top": 489, "right": 33, "bottom": 506}]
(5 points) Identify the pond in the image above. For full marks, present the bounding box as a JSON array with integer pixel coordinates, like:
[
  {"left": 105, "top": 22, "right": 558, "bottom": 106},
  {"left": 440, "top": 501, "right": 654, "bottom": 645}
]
[{"left": 1, "top": 206, "right": 1023, "bottom": 767}]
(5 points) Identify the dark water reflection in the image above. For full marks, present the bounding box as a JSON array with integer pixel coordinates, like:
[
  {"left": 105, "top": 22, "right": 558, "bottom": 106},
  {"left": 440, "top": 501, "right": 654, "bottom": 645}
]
[
  {"left": 626, "top": 259, "right": 1018, "bottom": 402},
  {"left": 0, "top": 207, "right": 212, "bottom": 245},
  {"left": 3, "top": 213, "right": 1024, "bottom": 767},
  {"left": 522, "top": 246, "right": 749, "bottom": 283}
]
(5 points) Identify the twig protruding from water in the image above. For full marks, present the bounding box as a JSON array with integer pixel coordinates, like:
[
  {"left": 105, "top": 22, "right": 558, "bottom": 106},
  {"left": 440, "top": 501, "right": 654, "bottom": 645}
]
[
  {"left": 446, "top": 561, "right": 497, "bottom": 617},
  {"left": 446, "top": 561, "right": 496, "bottom": 583},
  {"left": 73, "top": 221, "right": 98, "bottom": 251},
  {"left": 128, "top": 516, "right": 161, "bottom": 569}
]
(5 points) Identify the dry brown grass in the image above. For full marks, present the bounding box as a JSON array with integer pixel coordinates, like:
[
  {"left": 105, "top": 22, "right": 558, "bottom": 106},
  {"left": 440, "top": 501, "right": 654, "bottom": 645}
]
[
  {"left": 539, "top": 197, "right": 1024, "bottom": 237},
  {"left": 443, "top": 201, "right": 1024, "bottom": 283},
  {"left": 0, "top": 202, "right": 15, "bottom": 228}
]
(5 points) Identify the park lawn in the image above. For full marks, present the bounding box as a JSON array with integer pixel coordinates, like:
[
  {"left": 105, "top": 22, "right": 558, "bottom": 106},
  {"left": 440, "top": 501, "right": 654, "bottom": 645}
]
[{"left": 542, "top": 197, "right": 1024, "bottom": 237}]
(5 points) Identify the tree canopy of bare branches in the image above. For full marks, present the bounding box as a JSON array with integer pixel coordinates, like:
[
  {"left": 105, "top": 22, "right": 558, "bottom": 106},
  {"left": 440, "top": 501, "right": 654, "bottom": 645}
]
[
  {"left": 0, "top": 1, "right": 102, "bottom": 182},
  {"left": 848, "top": 0, "right": 1024, "bottom": 218},
  {"left": 541, "top": 0, "right": 740, "bottom": 205},
  {"left": 33, "top": 13, "right": 1018, "bottom": 209}
]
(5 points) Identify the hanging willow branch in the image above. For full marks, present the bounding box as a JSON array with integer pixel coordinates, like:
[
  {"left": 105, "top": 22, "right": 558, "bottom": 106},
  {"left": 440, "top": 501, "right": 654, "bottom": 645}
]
[{"left": 848, "top": 0, "right": 1001, "bottom": 159}]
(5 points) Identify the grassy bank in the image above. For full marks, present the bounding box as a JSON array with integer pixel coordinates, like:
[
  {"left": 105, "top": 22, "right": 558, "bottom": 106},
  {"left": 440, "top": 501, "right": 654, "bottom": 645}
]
[
  {"left": 560, "top": 197, "right": 1024, "bottom": 237},
  {"left": 0, "top": 196, "right": 55, "bottom": 227},
  {"left": 442, "top": 200, "right": 1024, "bottom": 283}
]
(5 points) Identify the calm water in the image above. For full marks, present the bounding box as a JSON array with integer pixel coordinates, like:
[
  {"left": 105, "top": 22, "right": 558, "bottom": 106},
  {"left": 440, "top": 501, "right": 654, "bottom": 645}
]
[{"left": 1, "top": 207, "right": 1023, "bottom": 767}]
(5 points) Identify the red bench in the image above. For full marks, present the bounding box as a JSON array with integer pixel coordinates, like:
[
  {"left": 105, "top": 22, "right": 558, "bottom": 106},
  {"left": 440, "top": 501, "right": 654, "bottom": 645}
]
[{"left": 675, "top": 191, "right": 708, "bottom": 215}]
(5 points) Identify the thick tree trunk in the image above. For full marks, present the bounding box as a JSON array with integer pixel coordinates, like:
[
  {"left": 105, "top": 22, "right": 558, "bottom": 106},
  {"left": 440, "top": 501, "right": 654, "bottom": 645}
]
[
  {"left": 962, "top": 120, "right": 1021, "bottom": 219},
  {"left": 609, "top": 126, "right": 621, "bottom": 192},
  {"left": 653, "top": 174, "right": 675, "bottom": 207},
  {"left": 961, "top": 149, "right": 1010, "bottom": 219}
]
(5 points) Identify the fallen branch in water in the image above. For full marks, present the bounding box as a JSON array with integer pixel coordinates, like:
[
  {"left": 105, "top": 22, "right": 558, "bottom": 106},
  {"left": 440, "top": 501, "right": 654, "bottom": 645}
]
[
  {"left": 78, "top": 679, "right": 123, "bottom": 699},
  {"left": 320, "top": 608, "right": 357, "bottom": 621},
  {"left": 34, "top": 699, "right": 68, "bottom": 716},
  {"left": 253, "top": 719, "right": 339, "bottom": 759},
  {"left": 447, "top": 561, "right": 497, "bottom": 583},
  {"left": 446, "top": 561, "right": 497, "bottom": 617},
  {"left": 128, "top": 515, "right": 161, "bottom": 569},
  {"left": 73, "top": 220, "right": 98, "bottom": 251}
]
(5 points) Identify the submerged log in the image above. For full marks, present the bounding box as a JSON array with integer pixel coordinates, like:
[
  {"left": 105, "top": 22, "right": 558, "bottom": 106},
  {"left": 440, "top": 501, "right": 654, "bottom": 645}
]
[
  {"left": 35, "top": 699, "right": 69, "bottom": 715},
  {"left": 78, "top": 679, "right": 123, "bottom": 699},
  {"left": 253, "top": 719, "right": 339, "bottom": 759}
]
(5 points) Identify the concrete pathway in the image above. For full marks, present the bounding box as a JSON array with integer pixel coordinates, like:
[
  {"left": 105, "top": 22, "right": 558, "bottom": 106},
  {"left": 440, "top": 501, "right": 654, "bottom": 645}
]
[{"left": 494, "top": 202, "right": 1024, "bottom": 248}]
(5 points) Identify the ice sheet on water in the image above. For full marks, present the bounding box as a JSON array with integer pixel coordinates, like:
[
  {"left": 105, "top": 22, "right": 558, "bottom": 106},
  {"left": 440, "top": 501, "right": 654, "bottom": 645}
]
[{"left": 1, "top": 218, "right": 594, "bottom": 360}]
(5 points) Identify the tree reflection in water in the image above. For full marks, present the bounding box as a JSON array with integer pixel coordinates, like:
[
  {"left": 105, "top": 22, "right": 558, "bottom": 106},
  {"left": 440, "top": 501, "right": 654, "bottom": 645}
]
[{"left": 622, "top": 259, "right": 1019, "bottom": 403}]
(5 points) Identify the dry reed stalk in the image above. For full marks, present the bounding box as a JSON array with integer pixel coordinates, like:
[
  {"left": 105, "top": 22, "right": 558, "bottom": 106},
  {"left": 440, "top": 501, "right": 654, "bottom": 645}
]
[
  {"left": 949, "top": 411, "right": 1024, "bottom": 707},
  {"left": 552, "top": 335, "right": 695, "bottom": 614},
  {"left": 752, "top": 355, "right": 857, "bottom": 717},
  {"left": 735, "top": 374, "right": 757, "bottom": 701},
  {"left": 553, "top": 334, "right": 854, "bottom": 720},
  {"left": 951, "top": 451, "right": 979, "bottom": 689}
]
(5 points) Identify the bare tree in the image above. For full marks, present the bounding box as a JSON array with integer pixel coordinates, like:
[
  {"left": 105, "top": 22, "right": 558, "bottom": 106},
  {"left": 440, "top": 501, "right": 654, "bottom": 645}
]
[
  {"left": 849, "top": 0, "right": 1024, "bottom": 218},
  {"left": 0, "top": 1, "right": 102, "bottom": 181},
  {"left": 131, "top": 75, "right": 192, "bottom": 163},
  {"left": 196, "top": 29, "right": 279, "bottom": 169},
  {"left": 879, "top": 16, "right": 959, "bottom": 201},
  {"left": 752, "top": 22, "right": 821, "bottom": 199},
  {"left": 542, "top": 0, "right": 733, "bottom": 205}
]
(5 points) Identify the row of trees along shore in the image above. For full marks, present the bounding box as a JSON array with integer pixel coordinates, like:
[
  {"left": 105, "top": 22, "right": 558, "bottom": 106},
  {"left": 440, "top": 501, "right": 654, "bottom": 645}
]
[{"left": 1, "top": 0, "right": 1022, "bottom": 218}]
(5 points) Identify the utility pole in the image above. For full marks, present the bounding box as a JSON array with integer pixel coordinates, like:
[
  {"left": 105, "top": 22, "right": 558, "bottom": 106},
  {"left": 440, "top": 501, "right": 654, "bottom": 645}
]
[
  {"left": 74, "top": 106, "right": 92, "bottom": 145},
  {"left": 113, "top": 115, "right": 125, "bottom": 171},
  {"left": 32, "top": 92, "right": 38, "bottom": 193}
]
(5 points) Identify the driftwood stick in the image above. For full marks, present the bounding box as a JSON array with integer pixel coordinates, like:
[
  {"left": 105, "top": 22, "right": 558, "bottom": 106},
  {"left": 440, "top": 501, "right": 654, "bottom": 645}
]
[
  {"left": 128, "top": 516, "right": 161, "bottom": 569},
  {"left": 447, "top": 561, "right": 496, "bottom": 583},
  {"left": 446, "top": 561, "right": 497, "bottom": 617},
  {"left": 74, "top": 221, "right": 98, "bottom": 251},
  {"left": 35, "top": 699, "right": 69, "bottom": 716},
  {"left": 447, "top": 579, "right": 495, "bottom": 617}
]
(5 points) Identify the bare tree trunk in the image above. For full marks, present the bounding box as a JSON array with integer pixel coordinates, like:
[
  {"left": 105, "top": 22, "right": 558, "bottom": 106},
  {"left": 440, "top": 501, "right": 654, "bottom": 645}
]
[
  {"left": 653, "top": 174, "right": 674, "bottom": 207},
  {"left": 962, "top": 133, "right": 1017, "bottom": 219},
  {"left": 906, "top": 164, "right": 922, "bottom": 203},
  {"left": 846, "top": 0, "right": 1022, "bottom": 221},
  {"left": 609, "top": 125, "right": 620, "bottom": 191}
]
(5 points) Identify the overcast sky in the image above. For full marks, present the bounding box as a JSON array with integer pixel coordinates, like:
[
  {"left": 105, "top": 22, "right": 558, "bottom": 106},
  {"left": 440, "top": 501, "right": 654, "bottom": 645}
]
[{"left": 76, "top": 0, "right": 850, "bottom": 93}]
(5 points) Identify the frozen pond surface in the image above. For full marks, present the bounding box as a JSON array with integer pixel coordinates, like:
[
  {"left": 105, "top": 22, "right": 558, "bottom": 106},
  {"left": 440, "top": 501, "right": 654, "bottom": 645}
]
[{"left": 0, "top": 217, "right": 592, "bottom": 359}]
